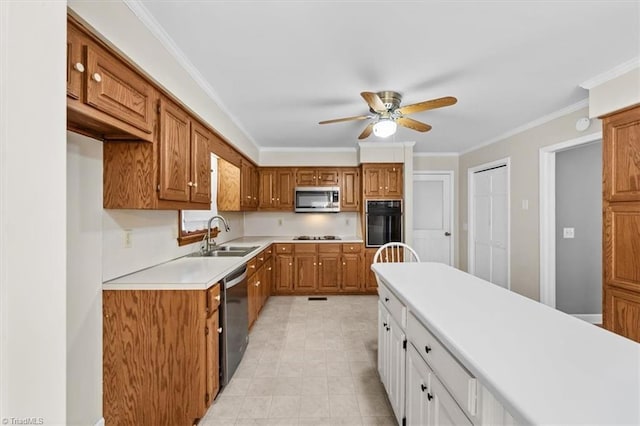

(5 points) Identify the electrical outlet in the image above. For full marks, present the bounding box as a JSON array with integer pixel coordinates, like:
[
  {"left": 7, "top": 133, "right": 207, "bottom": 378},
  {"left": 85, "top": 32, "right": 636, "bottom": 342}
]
[
  {"left": 563, "top": 227, "right": 575, "bottom": 239},
  {"left": 346, "top": 218, "right": 350, "bottom": 225},
  {"left": 278, "top": 218, "right": 283, "bottom": 226},
  {"left": 124, "top": 229, "right": 133, "bottom": 248}
]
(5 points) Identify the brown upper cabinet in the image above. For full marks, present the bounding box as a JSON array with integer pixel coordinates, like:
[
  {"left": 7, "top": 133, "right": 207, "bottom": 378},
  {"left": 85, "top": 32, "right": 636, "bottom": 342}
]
[
  {"left": 362, "top": 163, "right": 403, "bottom": 198},
  {"left": 340, "top": 168, "right": 361, "bottom": 211},
  {"left": 67, "top": 19, "right": 154, "bottom": 142},
  {"left": 603, "top": 107, "right": 640, "bottom": 203},
  {"left": 217, "top": 158, "right": 241, "bottom": 211},
  {"left": 296, "top": 168, "right": 340, "bottom": 186},
  {"left": 241, "top": 160, "right": 259, "bottom": 211},
  {"left": 158, "top": 98, "right": 211, "bottom": 205},
  {"left": 259, "top": 168, "right": 294, "bottom": 211}
]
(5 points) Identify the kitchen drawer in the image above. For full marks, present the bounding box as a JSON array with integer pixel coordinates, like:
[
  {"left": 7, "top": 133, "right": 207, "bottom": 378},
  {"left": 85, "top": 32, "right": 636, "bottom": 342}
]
[
  {"left": 294, "top": 243, "right": 317, "bottom": 253},
  {"left": 342, "top": 243, "right": 362, "bottom": 253},
  {"left": 318, "top": 243, "right": 341, "bottom": 253},
  {"left": 265, "top": 244, "right": 273, "bottom": 259},
  {"left": 378, "top": 283, "right": 406, "bottom": 328},
  {"left": 408, "top": 312, "right": 477, "bottom": 418},
  {"left": 247, "top": 257, "right": 258, "bottom": 276},
  {"left": 275, "top": 243, "right": 293, "bottom": 254},
  {"left": 256, "top": 250, "right": 267, "bottom": 269},
  {"left": 206, "top": 283, "right": 221, "bottom": 317}
]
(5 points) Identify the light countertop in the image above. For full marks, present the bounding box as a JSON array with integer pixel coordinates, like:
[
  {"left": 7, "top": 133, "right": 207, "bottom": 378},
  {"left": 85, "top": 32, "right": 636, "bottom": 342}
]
[
  {"left": 103, "top": 235, "right": 363, "bottom": 290},
  {"left": 372, "top": 262, "right": 640, "bottom": 426}
]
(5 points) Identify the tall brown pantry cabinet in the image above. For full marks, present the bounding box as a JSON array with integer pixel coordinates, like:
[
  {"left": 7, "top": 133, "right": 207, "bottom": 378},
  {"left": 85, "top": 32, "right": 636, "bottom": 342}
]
[{"left": 602, "top": 105, "right": 640, "bottom": 343}]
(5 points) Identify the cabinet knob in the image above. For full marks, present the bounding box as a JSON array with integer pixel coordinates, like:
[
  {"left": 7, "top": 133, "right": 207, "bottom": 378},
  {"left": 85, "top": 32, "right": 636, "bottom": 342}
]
[
  {"left": 421, "top": 384, "right": 427, "bottom": 392},
  {"left": 259, "top": 257, "right": 264, "bottom": 261},
  {"left": 313, "top": 262, "right": 316, "bottom": 266},
  {"left": 215, "top": 295, "right": 220, "bottom": 301},
  {"left": 385, "top": 187, "right": 388, "bottom": 190},
  {"left": 383, "top": 322, "right": 387, "bottom": 327},
  {"left": 247, "top": 195, "right": 252, "bottom": 199},
  {"left": 386, "top": 326, "right": 390, "bottom": 331},
  {"left": 250, "top": 265, "right": 255, "bottom": 269},
  {"left": 444, "top": 232, "right": 451, "bottom": 236},
  {"left": 268, "top": 267, "right": 272, "bottom": 271},
  {"left": 91, "top": 72, "right": 102, "bottom": 82},
  {"left": 289, "top": 262, "right": 292, "bottom": 266},
  {"left": 427, "top": 393, "right": 433, "bottom": 401},
  {"left": 187, "top": 181, "right": 194, "bottom": 187},
  {"left": 319, "top": 262, "right": 322, "bottom": 265},
  {"left": 343, "top": 262, "right": 346, "bottom": 265},
  {"left": 253, "top": 197, "right": 257, "bottom": 200},
  {"left": 73, "top": 62, "right": 85, "bottom": 73},
  {"left": 282, "top": 247, "right": 285, "bottom": 250},
  {"left": 379, "top": 187, "right": 383, "bottom": 190},
  {"left": 217, "top": 327, "right": 223, "bottom": 334},
  {"left": 192, "top": 182, "right": 198, "bottom": 188},
  {"left": 276, "top": 198, "right": 280, "bottom": 201},
  {"left": 271, "top": 198, "right": 275, "bottom": 201},
  {"left": 424, "top": 345, "right": 432, "bottom": 354},
  {"left": 384, "top": 297, "right": 389, "bottom": 302},
  {"left": 256, "top": 281, "right": 261, "bottom": 287}
]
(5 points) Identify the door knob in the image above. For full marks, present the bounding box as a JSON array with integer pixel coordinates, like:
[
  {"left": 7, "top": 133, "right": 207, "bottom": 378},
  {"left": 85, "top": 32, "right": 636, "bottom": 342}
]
[{"left": 444, "top": 232, "right": 451, "bottom": 236}]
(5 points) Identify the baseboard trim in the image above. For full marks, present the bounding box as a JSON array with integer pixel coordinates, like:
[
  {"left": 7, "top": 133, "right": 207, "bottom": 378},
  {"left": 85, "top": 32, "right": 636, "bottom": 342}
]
[
  {"left": 573, "top": 314, "right": 602, "bottom": 324},
  {"left": 94, "top": 417, "right": 105, "bottom": 426}
]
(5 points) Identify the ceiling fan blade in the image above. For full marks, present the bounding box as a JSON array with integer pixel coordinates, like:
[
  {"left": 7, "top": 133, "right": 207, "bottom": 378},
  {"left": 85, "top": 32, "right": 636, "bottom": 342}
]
[
  {"left": 358, "top": 123, "right": 374, "bottom": 139},
  {"left": 318, "top": 115, "right": 371, "bottom": 125},
  {"left": 361, "top": 92, "right": 387, "bottom": 112},
  {"left": 397, "top": 117, "right": 432, "bottom": 132},
  {"left": 396, "top": 96, "right": 457, "bottom": 116}
]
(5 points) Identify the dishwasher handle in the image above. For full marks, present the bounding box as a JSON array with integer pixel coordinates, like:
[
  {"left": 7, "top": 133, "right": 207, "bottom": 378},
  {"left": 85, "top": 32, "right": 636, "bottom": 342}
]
[{"left": 223, "top": 265, "right": 248, "bottom": 289}]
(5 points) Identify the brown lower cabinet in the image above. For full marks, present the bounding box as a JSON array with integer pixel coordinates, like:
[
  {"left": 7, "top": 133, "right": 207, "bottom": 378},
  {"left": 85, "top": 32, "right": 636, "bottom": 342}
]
[
  {"left": 103, "top": 284, "right": 221, "bottom": 426},
  {"left": 273, "top": 243, "right": 371, "bottom": 294},
  {"left": 248, "top": 247, "right": 273, "bottom": 328},
  {"left": 364, "top": 248, "right": 379, "bottom": 292}
]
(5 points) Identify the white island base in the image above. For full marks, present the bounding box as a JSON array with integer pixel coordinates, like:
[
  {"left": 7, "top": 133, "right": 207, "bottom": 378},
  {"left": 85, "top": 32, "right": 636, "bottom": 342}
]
[{"left": 372, "top": 262, "right": 640, "bottom": 425}]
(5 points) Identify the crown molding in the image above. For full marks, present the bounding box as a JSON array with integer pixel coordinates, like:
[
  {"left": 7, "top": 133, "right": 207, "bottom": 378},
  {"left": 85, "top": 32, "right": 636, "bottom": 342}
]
[
  {"left": 358, "top": 141, "right": 416, "bottom": 148},
  {"left": 122, "top": 0, "right": 260, "bottom": 152},
  {"left": 580, "top": 57, "right": 640, "bottom": 90},
  {"left": 260, "top": 147, "right": 357, "bottom": 153},
  {"left": 413, "top": 152, "right": 459, "bottom": 157},
  {"left": 461, "top": 98, "right": 589, "bottom": 155}
]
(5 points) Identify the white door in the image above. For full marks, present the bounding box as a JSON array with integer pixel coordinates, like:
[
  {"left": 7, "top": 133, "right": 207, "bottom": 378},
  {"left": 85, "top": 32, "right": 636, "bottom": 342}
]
[
  {"left": 413, "top": 173, "right": 453, "bottom": 265},
  {"left": 471, "top": 165, "right": 509, "bottom": 288}
]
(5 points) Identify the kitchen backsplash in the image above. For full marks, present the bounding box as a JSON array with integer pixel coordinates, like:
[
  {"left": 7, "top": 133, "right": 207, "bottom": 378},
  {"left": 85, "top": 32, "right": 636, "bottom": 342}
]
[
  {"left": 102, "top": 210, "right": 244, "bottom": 281},
  {"left": 243, "top": 211, "right": 360, "bottom": 237}
]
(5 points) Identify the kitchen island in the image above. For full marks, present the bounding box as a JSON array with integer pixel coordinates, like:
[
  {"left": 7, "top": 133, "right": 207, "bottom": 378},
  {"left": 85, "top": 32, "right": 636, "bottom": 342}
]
[{"left": 372, "top": 262, "right": 640, "bottom": 425}]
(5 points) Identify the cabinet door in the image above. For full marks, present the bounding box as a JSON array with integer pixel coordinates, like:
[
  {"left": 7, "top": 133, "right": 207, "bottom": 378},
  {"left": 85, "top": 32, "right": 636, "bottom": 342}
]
[
  {"left": 85, "top": 45, "right": 153, "bottom": 134},
  {"left": 277, "top": 169, "right": 294, "bottom": 209},
  {"left": 67, "top": 25, "right": 84, "bottom": 100},
  {"left": 340, "top": 168, "right": 360, "bottom": 211},
  {"left": 275, "top": 255, "right": 294, "bottom": 293},
  {"left": 604, "top": 286, "right": 640, "bottom": 342},
  {"left": 295, "top": 253, "right": 318, "bottom": 292},
  {"left": 364, "top": 248, "right": 378, "bottom": 292},
  {"left": 318, "top": 253, "right": 340, "bottom": 292},
  {"left": 251, "top": 167, "right": 259, "bottom": 208},
  {"left": 190, "top": 121, "right": 212, "bottom": 204},
  {"left": 240, "top": 160, "right": 252, "bottom": 209},
  {"left": 159, "top": 99, "right": 191, "bottom": 202},
  {"left": 317, "top": 169, "right": 339, "bottom": 186},
  {"left": 387, "top": 314, "right": 406, "bottom": 424},
  {"left": 264, "top": 258, "right": 274, "bottom": 301},
  {"left": 296, "top": 169, "right": 317, "bottom": 186},
  {"left": 248, "top": 274, "right": 258, "bottom": 328},
  {"left": 364, "top": 167, "right": 384, "bottom": 197},
  {"left": 205, "top": 311, "right": 220, "bottom": 408},
  {"left": 259, "top": 169, "right": 276, "bottom": 209},
  {"left": 341, "top": 253, "right": 361, "bottom": 292},
  {"left": 384, "top": 165, "right": 403, "bottom": 197},
  {"left": 603, "top": 107, "right": 640, "bottom": 202},
  {"left": 378, "top": 302, "right": 390, "bottom": 389},
  {"left": 406, "top": 345, "right": 430, "bottom": 426},
  {"left": 429, "top": 373, "right": 472, "bottom": 426}
]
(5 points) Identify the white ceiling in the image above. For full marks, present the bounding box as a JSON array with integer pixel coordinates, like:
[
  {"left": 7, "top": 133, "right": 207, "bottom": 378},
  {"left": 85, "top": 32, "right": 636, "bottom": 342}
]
[{"left": 138, "top": 1, "right": 639, "bottom": 153}]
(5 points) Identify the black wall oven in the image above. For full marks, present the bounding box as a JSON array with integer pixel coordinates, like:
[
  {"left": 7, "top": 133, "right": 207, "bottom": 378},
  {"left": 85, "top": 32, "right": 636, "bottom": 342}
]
[{"left": 365, "top": 200, "right": 403, "bottom": 247}]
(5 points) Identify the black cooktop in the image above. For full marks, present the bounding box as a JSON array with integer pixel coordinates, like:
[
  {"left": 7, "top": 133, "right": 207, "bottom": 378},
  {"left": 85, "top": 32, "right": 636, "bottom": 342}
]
[{"left": 293, "top": 235, "right": 341, "bottom": 241}]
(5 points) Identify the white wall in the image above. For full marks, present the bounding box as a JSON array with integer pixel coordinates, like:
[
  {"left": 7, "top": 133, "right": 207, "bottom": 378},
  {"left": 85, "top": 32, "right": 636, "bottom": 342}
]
[
  {"left": 1, "top": 1, "right": 67, "bottom": 423},
  {"left": 244, "top": 212, "right": 359, "bottom": 238},
  {"left": 68, "top": 0, "right": 259, "bottom": 162},
  {"left": 103, "top": 210, "right": 244, "bottom": 281},
  {"left": 587, "top": 67, "right": 640, "bottom": 118},
  {"left": 259, "top": 149, "right": 358, "bottom": 166},
  {"left": 67, "top": 133, "right": 103, "bottom": 425}
]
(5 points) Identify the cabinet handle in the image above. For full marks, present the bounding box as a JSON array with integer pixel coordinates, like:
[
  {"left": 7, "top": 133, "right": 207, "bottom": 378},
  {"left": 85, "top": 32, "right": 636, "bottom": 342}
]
[
  {"left": 421, "top": 384, "right": 427, "bottom": 392},
  {"left": 73, "top": 62, "right": 85, "bottom": 73},
  {"left": 427, "top": 393, "right": 433, "bottom": 401},
  {"left": 91, "top": 72, "right": 102, "bottom": 82},
  {"left": 425, "top": 345, "right": 432, "bottom": 354},
  {"left": 217, "top": 327, "right": 223, "bottom": 334}
]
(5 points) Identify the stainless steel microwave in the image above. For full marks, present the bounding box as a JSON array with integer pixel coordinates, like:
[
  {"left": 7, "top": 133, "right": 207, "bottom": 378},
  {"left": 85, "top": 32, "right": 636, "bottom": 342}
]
[{"left": 294, "top": 187, "right": 340, "bottom": 213}]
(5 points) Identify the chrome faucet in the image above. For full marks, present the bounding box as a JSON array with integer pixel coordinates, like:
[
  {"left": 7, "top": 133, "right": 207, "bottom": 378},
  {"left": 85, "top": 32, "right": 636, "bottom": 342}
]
[{"left": 205, "top": 215, "right": 231, "bottom": 253}]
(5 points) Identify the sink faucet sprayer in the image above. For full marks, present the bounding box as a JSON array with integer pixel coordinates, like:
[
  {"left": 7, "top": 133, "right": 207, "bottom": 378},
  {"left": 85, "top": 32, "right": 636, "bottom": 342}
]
[{"left": 204, "top": 215, "right": 231, "bottom": 253}]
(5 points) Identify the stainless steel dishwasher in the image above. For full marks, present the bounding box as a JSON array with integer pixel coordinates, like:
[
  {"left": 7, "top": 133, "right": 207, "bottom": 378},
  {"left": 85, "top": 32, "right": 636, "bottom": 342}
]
[{"left": 220, "top": 264, "right": 249, "bottom": 386}]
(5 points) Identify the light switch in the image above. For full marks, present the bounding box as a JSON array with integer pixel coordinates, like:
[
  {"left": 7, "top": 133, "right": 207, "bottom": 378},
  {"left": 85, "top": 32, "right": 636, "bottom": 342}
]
[{"left": 563, "top": 227, "right": 575, "bottom": 239}]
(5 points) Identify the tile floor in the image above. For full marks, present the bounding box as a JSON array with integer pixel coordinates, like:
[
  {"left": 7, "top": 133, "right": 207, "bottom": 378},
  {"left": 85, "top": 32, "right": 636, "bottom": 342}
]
[{"left": 201, "top": 295, "right": 396, "bottom": 426}]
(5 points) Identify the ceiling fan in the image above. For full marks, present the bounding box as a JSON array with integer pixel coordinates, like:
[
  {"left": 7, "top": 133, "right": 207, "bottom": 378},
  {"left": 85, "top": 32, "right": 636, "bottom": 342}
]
[{"left": 319, "top": 91, "right": 457, "bottom": 139}]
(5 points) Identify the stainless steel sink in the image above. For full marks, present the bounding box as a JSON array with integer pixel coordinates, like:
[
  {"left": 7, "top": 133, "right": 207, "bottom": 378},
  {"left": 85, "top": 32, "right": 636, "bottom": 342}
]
[{"left": 188, "top": 246, "right": 260, "bottom": 258}]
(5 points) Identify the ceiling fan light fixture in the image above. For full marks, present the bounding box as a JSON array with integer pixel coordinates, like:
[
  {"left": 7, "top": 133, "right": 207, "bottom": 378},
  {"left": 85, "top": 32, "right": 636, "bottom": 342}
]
[{"left": 373, "top": 119, "right": 397, "bottom": 138}]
